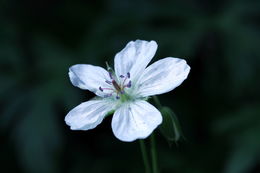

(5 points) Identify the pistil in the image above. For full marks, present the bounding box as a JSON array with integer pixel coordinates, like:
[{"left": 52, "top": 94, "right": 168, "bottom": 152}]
[{"left": 99, "top": 71, "right": 132, "bottom": 100}]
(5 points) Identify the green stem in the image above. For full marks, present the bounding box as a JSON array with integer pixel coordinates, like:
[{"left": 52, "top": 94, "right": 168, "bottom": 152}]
[
  {"left": 153, "top": 96, "right": 162, "bottom": 109},
  {"left": 150, "top": 133, "right": 159, "bottom": 173},
  {"left": 139, "top": 140, "right": 151, "bottom": 173}
]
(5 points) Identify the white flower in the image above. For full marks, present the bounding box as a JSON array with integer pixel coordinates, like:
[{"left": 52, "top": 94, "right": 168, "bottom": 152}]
[{"left": 65, "top": 40, "right": 190, "bottom": 142}]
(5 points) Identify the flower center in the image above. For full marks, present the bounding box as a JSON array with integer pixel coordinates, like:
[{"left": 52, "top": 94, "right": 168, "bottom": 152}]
[{"left": 99, "top": 72, "right": 132, "bottom": 100}]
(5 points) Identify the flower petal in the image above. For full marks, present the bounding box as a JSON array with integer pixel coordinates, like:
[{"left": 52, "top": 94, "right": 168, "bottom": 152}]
[
  {"left": 69, "top": 64, "right": 112, "bottom": 97},
  {"left": 65, "top": 99, "right": 115, "bottom": 130},
  {"left": 136, "top": 57, "right": 190, "bottom": 97},
  {"left": 114, "top": 40, "right": 158, "bottom": 82},
  {"left": 111, "top": 100, "right": 162, "bottom": 142}
]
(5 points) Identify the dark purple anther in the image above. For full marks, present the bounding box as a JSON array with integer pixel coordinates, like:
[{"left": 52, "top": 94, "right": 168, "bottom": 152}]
[
  {"left": 99, "top": 86, "right": 103, "bottom": 92},
  {"left": 105, "top": 80, "right": 112, "bottom": 85},
  {"left": 109, "top": 72, "right": 113, "bottom": 79},
  {"left": 127, "top": 72, "right": 130, "bottom": 78},
  {"left": 127, "top": 81, "right": 131, "bottom": 88},
  {"left": 120, "top": 75, "right": 124, "bottom": 78},
  {"left": 116, "top": 96, "right": 120, "bottom": 99}
]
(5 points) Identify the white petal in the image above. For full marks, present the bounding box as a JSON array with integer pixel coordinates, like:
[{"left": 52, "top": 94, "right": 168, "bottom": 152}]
[
  {"left": 114, "top": 40, "right": 158, "bottom": 82},
  {"left": 136, "top": 57, "right": 190, "bottom": 97},
  {"left": 69, "top": 64, "right": 112, "bottom": 97},
  {"left": 65, "top": 99, "right": 115, "bottom": 130},
  {"left": 111, "top": 100, "right": 162, "bottom": 142}
]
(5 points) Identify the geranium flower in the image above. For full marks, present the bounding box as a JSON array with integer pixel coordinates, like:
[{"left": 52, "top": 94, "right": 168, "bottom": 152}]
[{"left": 65, "top": 40, "right": 190, "bottom": 142}]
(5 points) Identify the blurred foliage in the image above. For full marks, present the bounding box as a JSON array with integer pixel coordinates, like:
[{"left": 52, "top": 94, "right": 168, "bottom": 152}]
[{"left": 0, "top": 0, "right": 260, "bottom": 173}]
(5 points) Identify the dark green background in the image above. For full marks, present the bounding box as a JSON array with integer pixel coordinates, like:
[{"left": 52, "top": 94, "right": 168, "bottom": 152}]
[{"left": 1, "top": 0, "right": 260, "bottom": 173}]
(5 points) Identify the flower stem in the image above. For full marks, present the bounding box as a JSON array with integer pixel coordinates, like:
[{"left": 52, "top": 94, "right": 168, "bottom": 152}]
[
  {"left": 150, "top": 133, "right": 159, "bottom": 173},
  {"left": 139, "top": 140, "right": 151, "bottom": 173}
]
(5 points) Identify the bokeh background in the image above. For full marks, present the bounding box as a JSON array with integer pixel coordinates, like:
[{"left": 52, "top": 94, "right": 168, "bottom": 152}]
[{"left": 1, "top": 0, "right": 260, "bottom": 173}]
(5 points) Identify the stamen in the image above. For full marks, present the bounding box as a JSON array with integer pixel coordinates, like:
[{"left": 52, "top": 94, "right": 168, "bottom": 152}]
[
  {"left": 101, "top": 88, "right": 114, "bottom": 90},
  {"left": 105, "top": 80, "right": 112, "bottom": 85},
  {"left": 100, "top": 71, "right": 131, "bottom": 100},
  {"left": 109, "top": 72, "right": 113, "bottom": 79},
  {"left": 126, "top": 81, "right": 131, "bottom": 88},
  {"left": 122, "top": 72, "right": 131, "bottom": 88},
  {"left": 122, "top": 75, "right": 128, "bottom": 85},
  {"left": 99, "top": 86, "right": 113, "bottom": 92}
]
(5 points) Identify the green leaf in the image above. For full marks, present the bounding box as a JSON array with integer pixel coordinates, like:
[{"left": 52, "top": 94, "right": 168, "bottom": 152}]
[{"left": 159, "top": 107, "right": 184, "bottom": 143}]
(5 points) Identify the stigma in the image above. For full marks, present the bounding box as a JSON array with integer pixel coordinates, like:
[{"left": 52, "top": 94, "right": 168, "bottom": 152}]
[{"left": 99, "top": 72, "right": 131, "bottom": 99}]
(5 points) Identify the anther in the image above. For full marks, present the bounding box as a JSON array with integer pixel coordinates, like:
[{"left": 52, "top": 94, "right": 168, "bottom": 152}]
[
  {"left": 99, "top": 86, "right": 103, "bottom": 92},
  {"left": 105, "top": 80, "right": 112, "bottom": 85},
  {"left": 120, "top": 75, "right": 124, "bottom": 78},
  {"left": 127, "top": 72, "right": 130, "bottom": 78},
  {"left": 126, "top": 81, "right": 131, "bottom": 88},
  {"left": 109, "top": 72, "right": 113, "bottom": 79},
  {"left": 116, "top": 96, "right": 120, "bottom": 99}
]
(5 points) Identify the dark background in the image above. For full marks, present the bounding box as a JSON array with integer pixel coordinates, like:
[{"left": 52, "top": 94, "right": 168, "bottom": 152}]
[{"left": 1, "top": 0, "right": 260, "bottom": 173}]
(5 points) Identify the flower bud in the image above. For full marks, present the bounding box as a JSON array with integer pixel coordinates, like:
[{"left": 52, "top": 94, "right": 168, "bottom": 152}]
[{"left": 159, "top": 107, "right": 184, "bottom": 143}]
